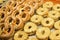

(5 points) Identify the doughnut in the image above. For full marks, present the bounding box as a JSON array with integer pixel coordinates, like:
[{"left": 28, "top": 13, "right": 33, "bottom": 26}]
[
  {"left": 31, "top": 15, "right": 43, "bottom": 24},
  {"left": 36, "top": 27, "right": 50, "bottom": 39},
  {"left": 20, "top": 11, "right": 30, "bottom": 22},
  {"left": 13, "top": 16, "right": 24, "bottom": 30},
  {"left": 53, "top": 4, "right": 60, "bottom": 11},
  {"left": 54, "top": 20, "right": 60, "bottom": 30},
  {"left": 36, "top": 7, "right": 48, "bottom": 16},
  {"left": 48, "top": 10, "right": 60, "bottom": 20},
  {"left": 14, "top": 30, "right": 28, "bottom": 40},
  {"left": 0, "top": 23, "right": 14, "bottom": 38},
  {"left": 41, "top": 18, "right": 54, "bottom": 28},
  {"left": 24, "top": 22, "right": 37, "bottom": 34},
  {"left": 49, "top": 30, "right": 60, "bottom": 40},
  {"left": 43, "top": 1, "right": 53, "bottom": 9},
  {"left": 0, "top": 11, "right": 7, "bottom": 22}
]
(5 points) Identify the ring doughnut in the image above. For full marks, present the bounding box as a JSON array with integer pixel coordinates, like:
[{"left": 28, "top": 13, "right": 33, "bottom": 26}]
[
  {"left": 20, "top": 11, "right": 30, "bottom": 22},
  {"left": 0, "top": 23, "right": 14, "bottom": 38},
  {"left": 53, "top": 4, "right": 60, "bottom": 11},
  {"left": 36, "top": 7, "right": 48, "bottom": 16},
  {"left": 54, "top": 20, "right": 60, "bottom": 30},
  {"left": 0, "top": 11, "right": 7, "bottom": 23},
  {"left": 14, "top": 30, "right": 28, "bottom": 40},
  {"left": 31, "top": 15, "right": 43, "bottom": 24},
  {"left": 13, "top": 16, "right": 24, "bottom": 30},
  {"left": 41, "top": 18, "right": 54, "bottom": 28},
  {"left": 43, "top": 1, "right": 53, "bottom": 9},
  {"left": 49, "top": 30, "right": 60, "bottom": 40},
  {"left": 48, "top": 10, "right": 60, "bottom": 20},
  {"left": 24, "top": 22, "right": 37, "bottom": 35},
  {"left": 36, "top": 27, "right": 50, "bottom": 39}
]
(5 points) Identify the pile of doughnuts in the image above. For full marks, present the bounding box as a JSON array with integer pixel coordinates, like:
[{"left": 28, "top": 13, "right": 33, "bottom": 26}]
[{"left": 0, "top": 0, "right": 60, "bottom": 40}]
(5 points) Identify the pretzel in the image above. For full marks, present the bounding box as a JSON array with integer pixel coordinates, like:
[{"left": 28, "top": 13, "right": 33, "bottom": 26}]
[
  {"left": 0, "top": 11, "right": 7, "bottom": 23},
  {"left": 0, "top": 23, "right": 14, "bottom": 38}
]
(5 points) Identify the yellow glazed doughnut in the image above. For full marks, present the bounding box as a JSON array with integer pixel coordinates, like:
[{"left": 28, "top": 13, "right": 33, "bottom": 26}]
[
  {"left": 49, "top": 30, "right": 60, "bottom": 40},
  {"left": 14, "top": 31, "right": 28, "bottom": 40},
  {"left": 31, "top": 15, "right": 43, "bottom": 24},
  {"left": 48, "top": 10, "right": 60, "bottom": 20},
  {"left": 41, "top": 18, "right": 54, "bottom": 28},
  {"left": 43, "top": 1, "right": 53, "bottom": 9},
  {"left": 24, "top": 22, "right": 37, "bottom": 34},
  {"left": 54, "top": 20, "right": 60, "bottom": 30},
  {"left": 36, "top": 7, "right": 48, "bottom": 16},
  {"left": 36, "top": 27, "right": 50, "bottom": 39},
  {"left": 53, "top": 4, "right": 60, "bottom": 11}
]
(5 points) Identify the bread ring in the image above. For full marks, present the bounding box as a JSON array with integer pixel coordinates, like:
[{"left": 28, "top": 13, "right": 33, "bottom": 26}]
[
  {"left": 54, "top": 20, "right": 60, "bottom": 30},
  {"left": 0, "top": 23, "right": 14, "bottom": 38},
  {"left": 31, "top": 15, "right": 43, "bottom": 24},
  {"left": 53, "top": 4, "right": 60, "bottom": 11},
  {"left": 5, "top": 16, "right": 15, "bottom": 26},
  {"left": 14, "top": 30, "right": 28, "bottom": 40},
  {"left": 36, "top": 7, "right": 48, "bottom": 16},
  {"left": 43, "top": 1, "right": 53, "bottom": 9},
  {"left": 48, "top": 10, "right": 60, "bottom": 20},
  {"left": 20, "top": 11, "right": 30, "bottom": 22},
  {"left": 36, "top": 27, "right": 50, "bottom": 39},
  {"left": 24, "top": 22, "right": 37, "bottom": 35},
  {"left": 49, "top": 30, "right": 60, "bottom": 40},
  {"left": 13, "top": 16, "right": 24, "bottom": 30},
  {"left": 0, "top": 11, "right": 7, "bottom": 23},
  {"left": 41, "top": 18, "right": 54, "bottom": 28}
]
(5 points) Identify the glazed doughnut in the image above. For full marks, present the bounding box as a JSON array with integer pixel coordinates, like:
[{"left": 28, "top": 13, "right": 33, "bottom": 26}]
[
  {"left": 27, "top": 36, "right": 38, "bottom": 40},
  {"left": 24, "top": 22, "right": 37, "bottom": 34},
  {"left": 13, "top": 16, "right": 24, "bottom": 30},
  {"left": 43, "top": 1, "right": 53, "bottom": 9},
  {"left": 36, "top": 7, "right": 48, "bottom": 16},
  {"left": 5, "top": 15, "right": 15, "bottom": 26},
  {"left": 41, "top": 18, "right": 54, "bottom": 28},
  {"left": 48, "top": 10, "right": 60, "bottom": 20},
  {"left": 0, "top": 23, "right": 14, "bottom": 38},
  {"left": 53, "top": 4, "right": 60, "bottom": 11},
  {"left": 31, "top": 15, "right": 43, "bottom": 24},
  {"left": 49, "top": 30, "right": 60, "bottom": 40},
  {"left": 36, "top": 27, "right": 50, "bottom": 39},
  {"left": 14, "top": 30, "right": 28, "bottom": 40},
  {"left": 54, "top": 20, "right": 60, "bottom": 30},
  {"left": 20, "top": 11, "right": 30, "bottom": 22},
  {"left": 0, "top": 11, "right": 7, "bottom": 22}
]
